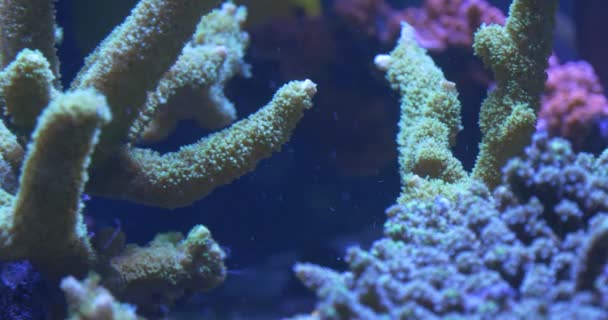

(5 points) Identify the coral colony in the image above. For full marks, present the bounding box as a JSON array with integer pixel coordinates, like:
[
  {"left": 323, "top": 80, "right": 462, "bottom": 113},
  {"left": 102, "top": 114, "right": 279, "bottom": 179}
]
[
  {"left": 0, "top": 1, "right": 315, "bottom": 317},
  {"left": 1, "top": 0, "right": 608, "bottom": 318},
  {"left": 291, "top": 0, "right": 608, "bottom": 319}
]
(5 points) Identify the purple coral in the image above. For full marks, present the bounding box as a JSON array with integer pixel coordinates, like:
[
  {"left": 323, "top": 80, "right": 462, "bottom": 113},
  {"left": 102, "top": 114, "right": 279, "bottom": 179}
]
[{"left": 291, "top": 133, "right": 608, "bottom": 319}]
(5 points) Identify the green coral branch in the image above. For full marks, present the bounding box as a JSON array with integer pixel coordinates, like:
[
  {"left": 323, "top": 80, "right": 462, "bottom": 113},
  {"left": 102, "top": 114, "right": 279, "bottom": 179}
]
[
  {"left": 0, "top": 49, "right": 56, "bottom": 135},
  {"left": 0, "top": 0, "right": 60, "bottom": 82},
  {"left": 0, "top": 0, "right": 316, "bottom": 314},
  {"left": 131, "top": 3, "right": 250, "bottom": 143},
  {"left": 90, "top": 80, "right": 316, "bottom": 208},
  {"left": 70, "top": 0, "right": 215, "bottom": 165},
  {"left": 0, "top": 118, "right": 23, "bottom": 172},
  {"left": 472, "top": 0, "right": 558, "bottom": 187},
  {"left": 1, "top": 89, "right": 110, "bottom": 276},
  {"left": 375, "top": 23, "right": 469, "bottom": 204},
  {"left": 376, "top": 0, "right": 557, "bottom": 202},
  {"left": 103, "top": 225, "right": 226, "bottom": 315}
]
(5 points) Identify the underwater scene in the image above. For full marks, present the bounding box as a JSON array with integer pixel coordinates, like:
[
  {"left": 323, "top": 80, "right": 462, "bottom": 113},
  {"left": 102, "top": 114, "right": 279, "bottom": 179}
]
[{"left": 1, "top": 0, "right": 608, "bottom": 319}]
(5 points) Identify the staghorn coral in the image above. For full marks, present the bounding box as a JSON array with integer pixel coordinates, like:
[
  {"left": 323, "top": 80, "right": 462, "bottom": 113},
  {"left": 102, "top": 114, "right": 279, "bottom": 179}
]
[
  {"left": 131, "top": 4, "right": 250, "bottom": 143},
  {"left": 374, "top": 23, "right": 469, "bottom": 203},
  {"left": 374, "top": 0, "right": 556, "bottom": 203},
  {"left": 0, "top": 0, "right": 316, "bottom": 316},
  {"left": 470, "top": 0, "right": 557, "bottom": 188},
  {"left": 285, "top": 0, "right": 608, "bottom": 318}
]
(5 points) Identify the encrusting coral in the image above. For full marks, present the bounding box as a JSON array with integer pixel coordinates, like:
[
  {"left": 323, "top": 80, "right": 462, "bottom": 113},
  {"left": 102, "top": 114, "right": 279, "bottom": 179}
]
[
  {"left": 293, "top": 133, "right": 608, "bottom": 319},
  {"left": 0, "top": 0, "right": 316, "bottom": 316}
]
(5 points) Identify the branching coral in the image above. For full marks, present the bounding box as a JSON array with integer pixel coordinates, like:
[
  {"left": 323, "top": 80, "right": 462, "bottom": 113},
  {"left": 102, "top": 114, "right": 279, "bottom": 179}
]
[
  {"left": 0, "top": 0, "right": 316, "bottom": 315},
  {"left": 286, "top": 0, "right": 608, "bottom": 319},
  {"left": 374, "top": 0, "right": 556, "bottom": 203}
]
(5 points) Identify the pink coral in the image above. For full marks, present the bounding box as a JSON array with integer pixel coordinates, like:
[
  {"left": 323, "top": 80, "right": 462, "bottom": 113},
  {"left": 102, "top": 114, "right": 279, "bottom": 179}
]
[
  {"left": 333, "top": 0, "right": 505, "bottom": 51},
  {"left": 403, "top": 0, "right": 505, "bottom": 51},
  {"left": 538, "top": 57, "right": 608, "bottom": 150}
]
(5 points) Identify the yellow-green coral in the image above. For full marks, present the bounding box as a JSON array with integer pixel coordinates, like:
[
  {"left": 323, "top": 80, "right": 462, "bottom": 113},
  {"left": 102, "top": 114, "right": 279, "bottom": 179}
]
[
  {"left": 374, "top": 23, "right": 469, "bottom": 204},
  {"left": 471, "top": 0, "right": 558, "bottom": 188},
  {"left": 132, "top": 3, "right": 250, "bottom": 143},
  {"left": 376, "top": 0, "right": 557, "bottom": 203},
  {"left": 0, "top": 49, "right": 56, "bottom": 134},
  {"left": 4, "top": 89, "right": 110, "bottom": 277},
  {"left": 0, "top": 0, "right": 316, "bottom": 315},
  {"left": 0, "top": 0, "right": 60, "bottom": 81},
  {"left": 70, "top": 0, "right": 215, "bottom": 166},
  {"left": 91, "top": 80, "right": 316, "bottom": 208},
  {"left": 104, "top": 225, "right": 225, "bottom": 315}
]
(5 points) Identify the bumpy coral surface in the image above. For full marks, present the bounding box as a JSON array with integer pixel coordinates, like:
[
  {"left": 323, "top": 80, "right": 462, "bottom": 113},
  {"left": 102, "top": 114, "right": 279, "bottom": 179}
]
[
  {"left": 334, "top": 0, "right": 504, "bottom": 50},
  {"left": 0, "top": 0, "right": 316, "bottom": 317},
  {"left": 403, "top": 0, "right": 505, "bottom": 51},
  {"left": 292, "top": 133, "right": 608, "bottom": 319},
  {"left": 539, "top": 57, "right": 608, "bottom": 153},
  {"left": 61, "top": 274, "right": 138, "bottom": 320}
]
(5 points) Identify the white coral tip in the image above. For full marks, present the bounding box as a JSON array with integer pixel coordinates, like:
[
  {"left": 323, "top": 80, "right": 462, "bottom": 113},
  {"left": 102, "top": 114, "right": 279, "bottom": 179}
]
[{"left": 374, "top": 54, "right": 392, "bottom": 71}]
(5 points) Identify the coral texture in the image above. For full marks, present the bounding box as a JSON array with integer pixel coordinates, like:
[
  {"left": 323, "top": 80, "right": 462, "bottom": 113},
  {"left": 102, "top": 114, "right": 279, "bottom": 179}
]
[
  {"left": 374, "top": 0, "right": 556, "bottom": 203},
  {"left": 334, "top": 0, "right": 504, "bottom": 51},
  {"left": 539, "top": 56, "right": 608, "bottom": 153},
  {"left": 61, "top": 274, "right": 138, "bottom": 320},
  {"left": 293, "top": 133, "right": 608, "bottom": 319},
  {"left": 0, "top": 0, "right": 316, "bottom": 316},
  {"left": 0, "top": 260, "right": 48, "bottom": 319},
  {"left": 403, "top": 0, "right": 505, "bottom": 51},
  {"left": 287, "top": 0, "right": 608, "bottom": 319}
]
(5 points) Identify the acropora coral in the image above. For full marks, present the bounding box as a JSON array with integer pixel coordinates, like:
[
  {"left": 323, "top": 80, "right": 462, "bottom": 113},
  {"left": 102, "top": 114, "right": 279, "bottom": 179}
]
[
  {"left": 3, "top": 0, "right": 608, "bottom": 318},
  {"left": 287, "top": 0, "right": 608, "bottom": 318},
  {"left": 374, "top": 0, "right": 556, "bottom": 202},
  {"left": 0, "top": 0, "right": 315, "bottom": 316}
]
